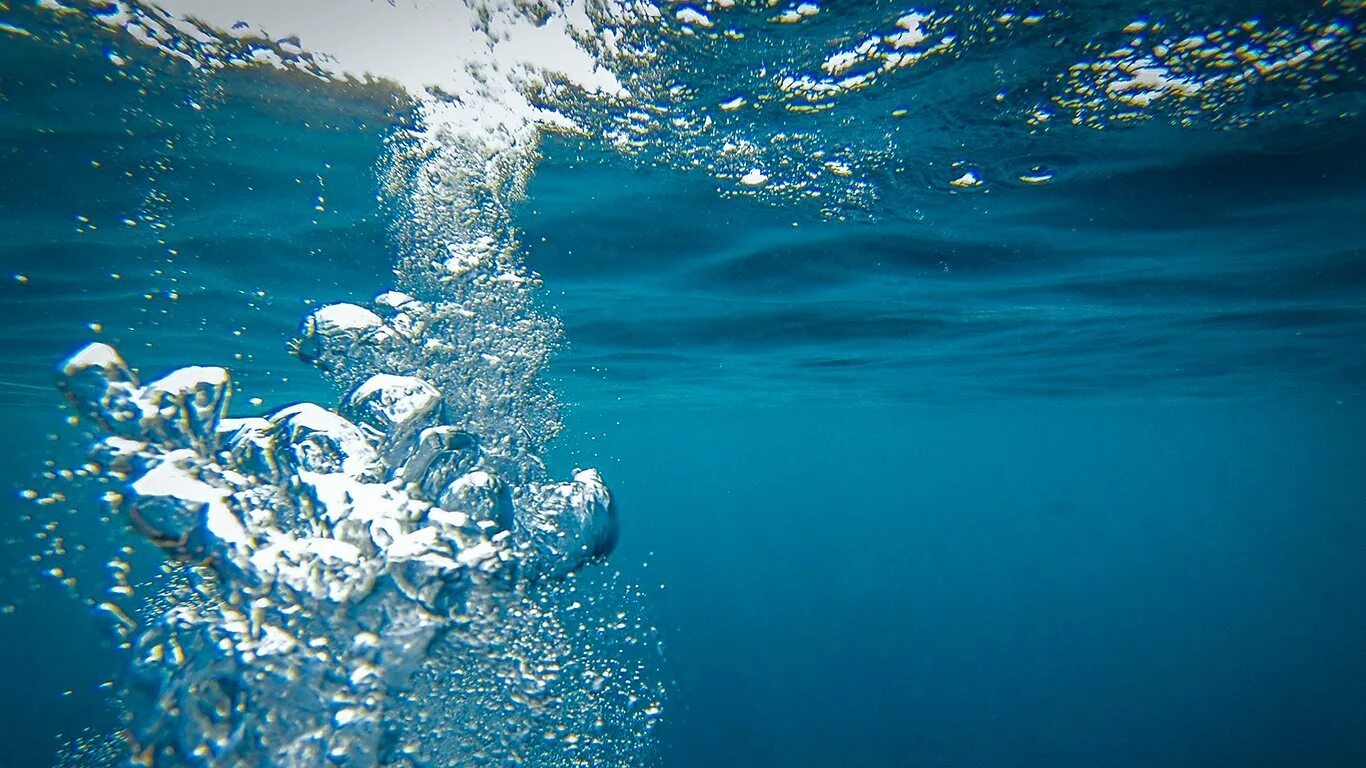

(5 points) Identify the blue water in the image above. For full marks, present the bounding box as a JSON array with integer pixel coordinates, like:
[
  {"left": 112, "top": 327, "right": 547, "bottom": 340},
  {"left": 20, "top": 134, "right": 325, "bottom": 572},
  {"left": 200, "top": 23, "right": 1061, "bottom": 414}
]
[{"left": 2, "top": 2, "right": 1365, "bottom": 767}]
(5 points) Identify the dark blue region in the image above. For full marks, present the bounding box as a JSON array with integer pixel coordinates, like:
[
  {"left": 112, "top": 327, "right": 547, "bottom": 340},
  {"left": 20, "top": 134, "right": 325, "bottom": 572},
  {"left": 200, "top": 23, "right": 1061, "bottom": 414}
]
[
  {"left": 547, "top": 398, "right": 1366, "bottom": 768},
  {"left": 523, "top": 120, "right": 1366, "bottom": 403}
]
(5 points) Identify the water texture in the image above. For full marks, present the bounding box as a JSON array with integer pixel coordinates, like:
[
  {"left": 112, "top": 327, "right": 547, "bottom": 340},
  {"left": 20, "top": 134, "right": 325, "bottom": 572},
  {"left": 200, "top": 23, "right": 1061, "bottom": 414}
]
[{"left": 0, "top": 1, "right": 1363, "bottom": 767}]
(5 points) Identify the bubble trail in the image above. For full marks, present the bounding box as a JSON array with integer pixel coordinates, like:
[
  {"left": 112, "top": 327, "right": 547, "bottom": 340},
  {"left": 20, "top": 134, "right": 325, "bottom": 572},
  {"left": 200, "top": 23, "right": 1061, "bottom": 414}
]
[
  {"left": 58, "top": 333, "right": 656, "bottom": 766},
  {"left": 31, "top": 3, "right": 669, "bottom": 764}
]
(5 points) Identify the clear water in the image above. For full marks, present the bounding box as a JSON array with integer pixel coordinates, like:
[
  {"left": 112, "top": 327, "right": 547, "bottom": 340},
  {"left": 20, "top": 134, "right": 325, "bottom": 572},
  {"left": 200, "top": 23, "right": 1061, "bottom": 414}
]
[{"left": 1, "top": 1, "right": 1364, "bottom": 767}]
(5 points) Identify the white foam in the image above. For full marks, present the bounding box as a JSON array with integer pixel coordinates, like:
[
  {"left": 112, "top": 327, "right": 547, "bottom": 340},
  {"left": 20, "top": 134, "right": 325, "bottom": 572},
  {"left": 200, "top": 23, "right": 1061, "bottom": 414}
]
[
  {"left": 148, "top": 365, "right": 228, "bottom": 394},
  {"left": 60, "top": 341, "right": 126, "bottom": 377},
  {"left": 131, "top": 452, "right": 226, "bottom": 504},
  {"left": 675, "top": 6, "right": 713, "bottom": 28},
  {"left": 740, "top": 168, "right": 770, "bottom": 186},
  {"left": 890, "top": 12, "right": 929, "bottom": 47},
  {"left": 312, "top": 302, "right": 384, "bottom": 331},
  {"left": 89, "top": 0, "right": 635, "bottom": 155},
  {"left": 949, "top": 170, "right": 982, "bottom": 188}
]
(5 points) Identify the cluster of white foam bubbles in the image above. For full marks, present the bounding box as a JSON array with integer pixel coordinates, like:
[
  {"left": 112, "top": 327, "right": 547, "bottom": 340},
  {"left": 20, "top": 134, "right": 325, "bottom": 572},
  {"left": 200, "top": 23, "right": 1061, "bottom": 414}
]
[
  {"left": 38, "top": 1, "right": 667, "bottom": 765},
  {"left": 58, "top": 333, "right": 655, "bottom": 766}
]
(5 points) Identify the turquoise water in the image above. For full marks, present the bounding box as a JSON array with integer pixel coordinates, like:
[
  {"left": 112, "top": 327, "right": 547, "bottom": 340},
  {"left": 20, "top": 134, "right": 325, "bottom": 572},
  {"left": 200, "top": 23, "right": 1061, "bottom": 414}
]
[{"left": 2, "top": 2, "right": 1365, "bottom": 766}]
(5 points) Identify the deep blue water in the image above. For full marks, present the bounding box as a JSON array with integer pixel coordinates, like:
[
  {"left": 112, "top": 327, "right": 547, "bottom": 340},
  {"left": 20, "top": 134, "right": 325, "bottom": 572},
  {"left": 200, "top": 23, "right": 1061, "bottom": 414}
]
[{"left": 2, "top": 3, "right": 1366, "bottom": 767}]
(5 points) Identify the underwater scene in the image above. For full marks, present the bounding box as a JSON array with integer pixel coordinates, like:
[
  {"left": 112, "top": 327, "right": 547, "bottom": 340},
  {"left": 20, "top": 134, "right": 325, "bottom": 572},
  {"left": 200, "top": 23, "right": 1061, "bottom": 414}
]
[{"left": 0, "top": 1, "right": 1363, "bottom": 766}]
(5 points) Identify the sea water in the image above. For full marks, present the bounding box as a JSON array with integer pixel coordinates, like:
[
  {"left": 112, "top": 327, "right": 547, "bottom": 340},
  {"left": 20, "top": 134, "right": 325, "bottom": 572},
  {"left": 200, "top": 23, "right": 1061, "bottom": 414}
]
[{"left": 0, "top": 2, "right": 1363, "bottom": 767}]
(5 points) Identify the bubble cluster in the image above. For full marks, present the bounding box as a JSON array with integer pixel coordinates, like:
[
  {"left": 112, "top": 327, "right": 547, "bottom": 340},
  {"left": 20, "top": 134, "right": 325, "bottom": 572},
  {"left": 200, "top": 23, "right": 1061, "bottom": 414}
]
[
  {"left": 292, "top": 287, "right": 561, "bottom": 478},
  {"left": 57, "top": 338, "right": 647, "bottom": 766},
  {"left": 1047, "top": 9, "right": 1364, "bottom": 130},
  {"left": 18, "top": 3, "right": 672, "bottom": 764}
]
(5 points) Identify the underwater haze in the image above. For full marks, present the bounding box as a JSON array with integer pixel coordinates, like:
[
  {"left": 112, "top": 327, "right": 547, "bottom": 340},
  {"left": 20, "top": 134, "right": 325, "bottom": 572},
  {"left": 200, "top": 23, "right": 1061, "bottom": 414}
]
[{"left": 1, "top": 1, "right": 1365, "bottom": 767}]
